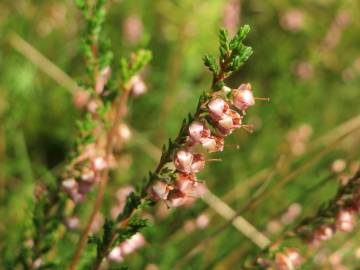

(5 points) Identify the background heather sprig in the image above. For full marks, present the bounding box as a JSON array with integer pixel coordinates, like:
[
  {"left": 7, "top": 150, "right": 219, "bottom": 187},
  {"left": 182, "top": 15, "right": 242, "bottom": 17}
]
[
  {"left": 16, "top": 0, "right": 152, "bottom": 269},
  {"left": 250, "top": 167, "right": 360, "bottom": 270}
]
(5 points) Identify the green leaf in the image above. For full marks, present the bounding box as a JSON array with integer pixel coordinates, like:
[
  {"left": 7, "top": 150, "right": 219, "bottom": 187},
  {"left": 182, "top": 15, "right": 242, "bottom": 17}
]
[
  {"left": 218, "top": 28, "right": 229, "bottom": 59},
  {"left": 203, "top": 54, "right": 219, "bottom": 74},
  {"left": 130, "top": 49, "right": 152, "bottom": 75},
  {"left": 229, "top": 24, "right": 251, "bottom": 50},
  {"left": 119, "top": 58, "right": 130, "bottom": 83}
]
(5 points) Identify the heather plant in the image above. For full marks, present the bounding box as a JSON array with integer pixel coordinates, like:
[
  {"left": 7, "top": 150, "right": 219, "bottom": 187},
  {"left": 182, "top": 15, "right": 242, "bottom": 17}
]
[
  {"left": 248, "top": 167, "right": 360, "bottom": 269},
  {"left": 1, "top": 0, "right": 360, "bottom": 270},
  {"left": 5, "top": 0, "right": 261, "bottom": 269}
]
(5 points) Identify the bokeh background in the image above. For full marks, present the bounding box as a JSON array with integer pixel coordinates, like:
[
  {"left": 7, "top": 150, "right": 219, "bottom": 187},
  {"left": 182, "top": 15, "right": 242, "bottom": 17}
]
[{"left": 1, "top": 0, "right": 360, "bottom": 269}]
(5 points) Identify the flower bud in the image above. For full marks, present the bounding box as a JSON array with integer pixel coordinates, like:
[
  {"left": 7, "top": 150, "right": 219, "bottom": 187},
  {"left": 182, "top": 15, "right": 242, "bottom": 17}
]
[
  {"left": 207, "top": 98, "right": 229, "bottom": 121},
  {"left": 150, "top": 181, "right": 170, "bottom": 200},
  {"left": 232, "top": 83, "right": 255, "bottom": 111},
  {"left": 336, "top": 208, "right": 356, "bottom": 232}
]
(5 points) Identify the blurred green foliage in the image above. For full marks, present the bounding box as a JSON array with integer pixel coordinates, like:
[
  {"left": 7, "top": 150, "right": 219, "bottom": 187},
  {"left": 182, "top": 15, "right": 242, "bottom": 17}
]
[{"left": 0, "top": 0, "right": 360, "bottom": 269}]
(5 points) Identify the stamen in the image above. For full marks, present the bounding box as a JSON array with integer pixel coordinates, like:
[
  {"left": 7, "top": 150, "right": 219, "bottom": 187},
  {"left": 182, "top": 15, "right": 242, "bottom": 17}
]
[
  {"left": 254, "top": 97, "right": 270, "bottom": 101},
  {"left": 206, "top": 158, "right": 222, "bottom": 162},
  {"left": 242, "top": 124, "right": 254, "bottom": 133}
]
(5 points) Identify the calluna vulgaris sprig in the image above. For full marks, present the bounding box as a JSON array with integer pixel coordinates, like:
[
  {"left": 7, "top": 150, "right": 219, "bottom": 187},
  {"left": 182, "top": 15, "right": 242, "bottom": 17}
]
[
  {"left": 251, "top": 168, "right": 360, "bottom": 270},
  {"left": 19, "top": 0, "right": 151, "bottom": 269},
  {"left": 84, "top": 26, "right": 268, "bottom": 269}
]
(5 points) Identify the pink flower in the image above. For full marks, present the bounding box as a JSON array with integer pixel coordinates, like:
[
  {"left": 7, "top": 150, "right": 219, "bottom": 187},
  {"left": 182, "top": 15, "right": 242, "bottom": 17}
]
[
  {"left": 62, "top": 178, "right": 84, "bottom": 203},
  {"left": 81, "top": 169, "right": 96, "bottom": 182},
  {"left": 174, "top": 150, "right": 193, "bottom": 173},
  {"left": 207, "top": 98, "right": 230, "bottom": 121},
  {"left": 109, "top": 233, "right": 145, "bottom": 262},
  {"left": 202, "top": 136, "right": 224, "bottom": 153},
  {"left": 313, "top": 225, "right": 334, "bottom": 241},
  {"left": 62, "top": 178, "right": 77, "bottom": 193},
  {"left": 188, "top": 121, "right": 211, "bottom": 144},
  {"left": 280, "top": 9, "right": 305, "bottom": 32},
  {"left": 275, "top": 248, "right": 302, "bottom": 270},
  {"left": 70, "top": 190, "right": 85, "bottom": 204},
  {"left": 232, "top": 83, "right": 255, "bottom": 111},
  {"left": 73, "top": 90, "right": 90, "bottom": 108},
  {"left": 92, "top": 156, "right": 108, "bottom": 171},
  {"left": 108, "top": 246, "right": 124, "bottom": 262},
  {"left": 174, "top": 150, "right": 205, "bottom": 174},
  {"left": 191, "top": 154, "right": 205, "bottom": 173},
  {"left": 167, "top": 189, "right": 188, "bottom": 208},
  {"left": 123, "top": 15, "right": 143, "bottom": 44},
  {"left": 196, "top": 214, "right": 210, "bottom": 229},
  {"left": 175, "top": 179, "right": 192, "bottom": 194},
  {"left": 118, "top": 123, "right": 132, "bottom": 141},
  {"left": 95, "top": 66, "right": 111, "bottom": 94},
  {"left": 129, "top": 75, "right": 147, "bottom": 97},
  {"left": 193, "top": 181, "right": 207, "bottom": 197},
  {"left": 336, "top": 208, "right": 356, "bottom": 232},
  {"left": 176, "top": 174, "right": 205, "bottom": 197},
  {"left": 217, "top": 110, "right": 242, "bottom": 135},
  {"left": 86, "top": 99, "right": 99, "bottom": 114},
  {"left": 128, "top": 233, "right": 145, "bottom": 249},
  {"left": 150, "top": 181, "right": 171, "bottom": 201},
  {"left": 64, "top": 216, "right": 80, "bottom": 230},
  {"left": 116, "top": 186, "right": 135, "bottom": 203}
]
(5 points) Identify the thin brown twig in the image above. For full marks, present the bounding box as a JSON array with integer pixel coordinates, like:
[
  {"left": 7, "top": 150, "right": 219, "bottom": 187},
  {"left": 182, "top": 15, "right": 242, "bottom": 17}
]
[{"left": 68, "top": 89, "right": 130, "bottom": 270}]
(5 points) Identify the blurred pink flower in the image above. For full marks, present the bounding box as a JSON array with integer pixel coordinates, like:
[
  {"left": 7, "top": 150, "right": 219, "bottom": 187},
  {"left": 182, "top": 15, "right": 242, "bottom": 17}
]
[
  {"left": 123, "top": 15, "right": 143, "bottom": 44},
  {"left": 280, "top": 9, "right": 305, "bottom": 32}
]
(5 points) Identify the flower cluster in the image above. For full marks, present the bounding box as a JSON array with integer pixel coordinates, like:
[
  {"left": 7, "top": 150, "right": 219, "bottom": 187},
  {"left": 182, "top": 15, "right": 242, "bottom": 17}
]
[
  {"left": 299, "top": 171, "right": 360, "bottom": 247},
  {"left": 62, "top": 155, "right": 108, "bottom": 203},
  {"left": 149, "top": 83, "right": 260, "bottom": 207},
  {"left": 253, "top": 169, "right": 360, "bottom": 270}
]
